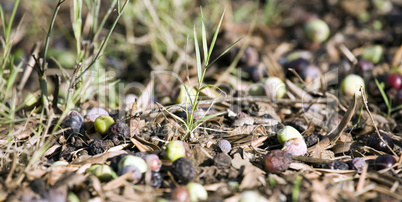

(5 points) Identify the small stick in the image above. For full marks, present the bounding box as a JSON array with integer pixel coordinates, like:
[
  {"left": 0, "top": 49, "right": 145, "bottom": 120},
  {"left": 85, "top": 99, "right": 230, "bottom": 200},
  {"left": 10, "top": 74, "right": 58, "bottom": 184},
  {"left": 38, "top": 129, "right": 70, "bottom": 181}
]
[
  {"left": 339, "top": 44, "right": 358, "bottom": 65},
  {"left": 356, "top": 163, "right": 368, "bottom": 192},
  {"left": 360, "top": 86, "right": 397, "bottom": 156}
]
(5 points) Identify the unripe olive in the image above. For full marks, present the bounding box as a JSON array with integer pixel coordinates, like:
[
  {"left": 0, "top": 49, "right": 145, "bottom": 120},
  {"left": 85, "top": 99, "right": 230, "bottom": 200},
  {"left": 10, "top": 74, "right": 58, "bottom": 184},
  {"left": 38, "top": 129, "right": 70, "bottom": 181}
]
[
  {"left": 340, "top": 74, "right": 365, "bottom": 97},
  {"left": 118, "top": 155, "right": 148, "bottom": 173},
  {"left": 90, "top": 164, "right": 116, "bottom": 182},
  {"left": 248, "top": 83, "right": 266, "bottom": 96},
  {"left": 361, "top": 45, "right": 383, "bottom": 64},
  {"left": 186, "top": 182, "right": 208, "bottom": 201},
  {"left": 303, "top": 19, "right": 330, "bottom": 43},
  {"left": 86, "top": 164, "right": 101, "bottom": 174},
  {"left": 264, "top": 77, "right": 286, "bottom": 99},
  {"left": 24, "top": 93, "right": 38, "bottom": 106},
  {"left": 239, "top": 190, "right": 264, "bottom": 202},
  {"left": 94, "top": 115, "right": 115, "bottom": 135},
  {"left": 277, "top": 126, "right": 303, "bottom": 145},
  {"left": 51, "top": 161, "right": 69, "bottom": 167},
  {"left": 163, "top": 140, "right": 187, "bottom": 162},
  {"left": 174, "top": 85, "right": 197, "bottom": 104}
]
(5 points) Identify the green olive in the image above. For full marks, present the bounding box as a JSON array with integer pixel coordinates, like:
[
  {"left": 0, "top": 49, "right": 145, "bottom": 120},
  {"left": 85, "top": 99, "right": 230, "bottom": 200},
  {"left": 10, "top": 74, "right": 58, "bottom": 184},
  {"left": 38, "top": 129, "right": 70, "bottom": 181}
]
[
  {"left": 304, "top": 19, "right": 330, "bottom": 43},
  {"left": 118, "top": 155, "right": 148, "bottom": 173},
  {"left": 94, "top": 115, "right": 115, "bottom": 135},
  {"left": 340, "top": 74, "right": 365, "bottom": 97},
  {"left": 277, "top": 126, "right": 303, "bottom": 145}
]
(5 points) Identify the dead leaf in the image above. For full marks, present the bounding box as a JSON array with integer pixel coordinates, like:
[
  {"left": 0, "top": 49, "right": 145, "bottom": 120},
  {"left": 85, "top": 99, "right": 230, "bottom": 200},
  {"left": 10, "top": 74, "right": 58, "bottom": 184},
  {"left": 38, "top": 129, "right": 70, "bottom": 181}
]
[
  {"left": 240, "top": 164, "right": 265, "bottom": 189},
  {"left": 130, "top": 136, "right": 160, "bottom": 152}
]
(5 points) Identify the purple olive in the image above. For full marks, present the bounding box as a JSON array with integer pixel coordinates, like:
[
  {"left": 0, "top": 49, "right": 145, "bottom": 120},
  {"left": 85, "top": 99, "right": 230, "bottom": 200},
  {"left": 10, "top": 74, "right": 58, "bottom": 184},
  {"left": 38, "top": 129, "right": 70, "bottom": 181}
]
[
  {"left": 263, "top": 150, "right": 292, "bottom": 172},
  {"left": 386, "top": 74, "right": 402, "bottom": 90},
  {"left": 171, "top": 187, "right": 191, "bottom": 202},
  {"left": 367, "top": 133, "right": 394, "bottom": 154},
  {"left": 217, "top": 139, "right": 231, "bottom": 154},
  {"left": 117, "top": 165, "right": 142, "bottom": 184},
  {"left": 145, "top": 154, "right": 162, "bottom": 172},
  {"left": 355, "top": 60, "right": 374, "bottom": 73},
  {"left": 375, "top": 154, "right": 396, "bottom": 170},
  {"left": 286, "top": 58, "right": 321, "bottom": 82},
  {"left": 282, "top": 137, "right": 307, "bottom": 156},
  {"left": 351, "top": 157, "right": 366, "bottom": 173},
  {"left": 61, "top": 110, "right": 85, "bottom": 138}
]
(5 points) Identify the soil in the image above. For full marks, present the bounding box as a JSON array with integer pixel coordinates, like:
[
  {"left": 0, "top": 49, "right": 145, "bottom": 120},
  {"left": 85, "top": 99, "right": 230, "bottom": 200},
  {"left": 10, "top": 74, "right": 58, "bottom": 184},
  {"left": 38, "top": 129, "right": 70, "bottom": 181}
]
[{"left": 1, "top": 0, "right": 402, "bottom": 201}]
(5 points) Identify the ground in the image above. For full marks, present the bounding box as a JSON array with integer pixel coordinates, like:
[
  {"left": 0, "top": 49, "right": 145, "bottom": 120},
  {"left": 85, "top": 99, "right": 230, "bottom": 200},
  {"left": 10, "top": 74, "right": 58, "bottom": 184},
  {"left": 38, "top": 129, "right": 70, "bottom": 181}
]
[{"left": 0, "top": 0, "right": 402, "bottom": 201}]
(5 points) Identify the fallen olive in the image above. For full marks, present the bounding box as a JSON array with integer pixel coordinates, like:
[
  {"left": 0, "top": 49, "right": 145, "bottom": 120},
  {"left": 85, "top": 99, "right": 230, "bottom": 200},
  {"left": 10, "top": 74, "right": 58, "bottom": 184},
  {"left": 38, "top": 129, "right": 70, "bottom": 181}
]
[
  {"left": 375, "top": 154, "right": 396, "bottom": 170},
  {"left": 303, "top": 19, "right": 330, "bottom": 43},
  {"left": 94, "top": 115, "right": 115, "bottom": 136},
  {"left": 340, "top": 74, "right": 365, "bottom": 97},
  {"left": 118, "top": 155, "right": 148, "bottom": 173},
  {"left": 277, "top": 125, "right": 303, "bottom": 145},
  {"left": 186, "top": 182, "right": 208, "bottom": 201},
  {"left": 163, "top": 140, "right": 187, "bottom": 162},
  {"left": 282, "top": 137, "right": 307, "bottom": 156},
  {"left": 263, "top": 150, "right": 292, "bottom": 172}
]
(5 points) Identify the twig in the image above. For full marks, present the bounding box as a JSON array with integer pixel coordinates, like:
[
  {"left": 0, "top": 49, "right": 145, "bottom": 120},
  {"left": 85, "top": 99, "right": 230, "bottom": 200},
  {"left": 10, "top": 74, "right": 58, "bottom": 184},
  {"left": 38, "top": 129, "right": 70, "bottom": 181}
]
[
  {"left": 360, "top": 86, "right": 397, "bottom": 156},
  {"left": 17, "top": 42, "right": 40, "bottom": 92},
  {"left": 339, "top": 44, "right": 357, "bottom": 65},
  {"left": 356, "top": 164, "right": 368, "bottom": 192}
]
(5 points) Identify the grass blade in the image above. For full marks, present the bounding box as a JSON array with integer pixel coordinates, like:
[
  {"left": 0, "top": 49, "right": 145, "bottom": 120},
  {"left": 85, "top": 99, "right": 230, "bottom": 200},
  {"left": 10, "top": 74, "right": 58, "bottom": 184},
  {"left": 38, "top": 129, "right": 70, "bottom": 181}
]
[
  {"left": 207, "top": 8, "right": 226, "bottom": 63},
  {"left": 375, "top": 79, "right": 390, "bottom": 108},
  {"left": 194, "top": 26, "right": 202, "bottom": 84},
  {"left": 209, "top": 37, "right": 243, "bottom": 67},
  {"left": 194, "top": 112, "right": 225, "bottom": 127},
  {"left": 6, "top": 0, "right": 20, "bottom": 38},
  {"left": 0, "top": 5, "right": 6, "bottom": 38},
  {"left": 6, "top": 61, "right": 23, "bottom": 97},
  {"left": 201, "top": 8, "right": 208, "bottom": 65},
  {"left": 391, "top": 104, "right": 402, "bottom": 112}
]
